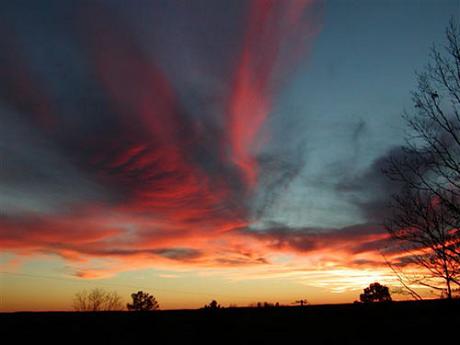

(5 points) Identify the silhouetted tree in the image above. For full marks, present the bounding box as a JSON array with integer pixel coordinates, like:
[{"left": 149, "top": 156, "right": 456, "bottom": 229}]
[
  {"left": 293, "top": 299, "right": 309, "bottom": 307},
  {"left": 73, "top": 288, "right": 123, "bottom": 311},
  {"left": 385, "top": 188, "right": 460, "bottom": 299},
  {"left": 383, "top": 19, "right": 460, "bottom": 299},
  {"left": 127, "top": 291, "right": 159, "bottom": 311},
  {"left": 105, "top": 291, "right": 124, "bottom": 310},
  {"left": 359, "top": 282, "right": 392, "bottom": 303},
  {"left": 204, "top": 300, "right": 221, "bottom": 310},
  {"left": 384, "top": 257, "right": 423, "bottom": 301}
]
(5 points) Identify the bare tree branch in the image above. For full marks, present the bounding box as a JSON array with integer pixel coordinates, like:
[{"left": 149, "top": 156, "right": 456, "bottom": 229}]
[{"left": 383, "top": 19, "right": 460, "bottom": 300}]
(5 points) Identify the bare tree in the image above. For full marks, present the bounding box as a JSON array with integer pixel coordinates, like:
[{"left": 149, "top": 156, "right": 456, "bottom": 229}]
[
  {"left": 73, "top": 288, "right": 124, "bottom": 311},
  {"left": 383, "top": 255, "right": 423, "bottom": 301},
  {"left": 73, "top": 290, "right": 90, "bottom": 311},
  {"left": 105, "top": 290, "right": 124, "bottom": 311},
  {"left": 384, "top": 19, "right": 460, "bottom": 299},
  {"left": 385, "top": 188, "right": 460, "bottom": 298}
]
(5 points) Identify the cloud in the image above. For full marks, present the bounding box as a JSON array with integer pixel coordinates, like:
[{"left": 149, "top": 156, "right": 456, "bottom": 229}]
[
  {"left": 226, "top": 0, "right": 320, "bottom": 187},
  {"left": 0, "top": 114, "right": 110, "bottom": 216},
  {"left": 154, "top": 248, "right": 203, "bottom": 261},
  {"left": 242, "top": 222, "right": 390, "bottom": 256},
  {"left": 1, "top": 1, "right": 382, "bottom": 280},
  {"left": 335, "top": 146, "right": 409, "bottom": 222}
]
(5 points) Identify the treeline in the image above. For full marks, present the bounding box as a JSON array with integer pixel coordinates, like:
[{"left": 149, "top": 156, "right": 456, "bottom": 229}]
[
  {"left": 73, "top": 289, "right": 159, "bottom": 312},
  {"left": 72, "top": 282, "right": 396, "bottom": 312}
]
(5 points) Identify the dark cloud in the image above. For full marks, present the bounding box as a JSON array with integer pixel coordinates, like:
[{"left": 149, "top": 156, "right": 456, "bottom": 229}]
[
  {"left": 349, "top": 237, "right": 393, "bottom": 255},
  {"left": 241, "top": 222, "right": 388, "bottom": 254},
  {"left": 153, "top": 248, "right": 202, "bottom": 261},
  {"left": 253, "top": 143, "right": 308, "bottom": 220},
  {"left": 351, "top": 119, "right": 367, "bottom": 144},
  {"left": 215, "top": 256, "right": 268, "bottom": 266},
  {"left": 335, "top": 146, "right": 408, "bottom": 222},
  {"left": 0, "top": 115, "right": 111, "bottom": 215}
]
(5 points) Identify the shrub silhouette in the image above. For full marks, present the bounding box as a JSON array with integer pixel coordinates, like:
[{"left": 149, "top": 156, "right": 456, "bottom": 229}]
[
  {"left": 127, "top": 291, "right": 159, "bottom": 311},
  {"left": 359, "top": 282, "right": 392, "bottom": 303},
  {"left": 204, "top": 300, "right": 221, "bottom": 310},
  {"left": 293, "top": 299, "right": 309, "bottom": 307}
]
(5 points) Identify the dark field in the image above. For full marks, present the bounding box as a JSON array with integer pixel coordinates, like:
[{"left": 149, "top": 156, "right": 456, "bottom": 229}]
[{"left": 1, "top": 300, "right": 459, "bottom": 345}]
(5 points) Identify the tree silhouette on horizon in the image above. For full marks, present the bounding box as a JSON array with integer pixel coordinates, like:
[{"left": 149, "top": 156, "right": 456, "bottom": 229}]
[
  {"left": 293, "top": 299, "right": 309, "bottom": 307},
  {"left": 383, "top": 18, "right": 460, "bottom": 299},
  {"left": 73, "top": 288, "right": 123, "bottom": 311},
  {"left": 204, "top": 300, "right": 221, "bottom": 310},
  {"left": 359, "top": 282, "right": 392, "bottom": 303},
  {"left": 127, "top": 291, "right": 159, "bottom": 311}
]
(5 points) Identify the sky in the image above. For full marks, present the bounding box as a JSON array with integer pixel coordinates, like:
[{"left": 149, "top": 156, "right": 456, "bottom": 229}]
[{"left": 1, "top": 0, "right": 459, "bottom": 311}]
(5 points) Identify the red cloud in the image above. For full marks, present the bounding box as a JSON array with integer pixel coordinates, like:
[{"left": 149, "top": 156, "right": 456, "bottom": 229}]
[
  {"left": 227, "top": 0, "right": 320, "bottom": 188},
  {"left": 76, "top": 5, "right": 249, "bottom": 238},
  {"left": 5, "top": 2, "right": 399, "bottom": 282}
]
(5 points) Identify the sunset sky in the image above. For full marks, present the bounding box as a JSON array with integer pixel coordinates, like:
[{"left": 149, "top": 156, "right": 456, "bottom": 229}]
[{"left": 1, "top": 0, "right": 459, "bottom": 311}]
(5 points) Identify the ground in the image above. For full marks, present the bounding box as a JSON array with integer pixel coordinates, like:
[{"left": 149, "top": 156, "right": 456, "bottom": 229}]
[{"left": 1, "top": 300, "right": 459, "bottom": 344}]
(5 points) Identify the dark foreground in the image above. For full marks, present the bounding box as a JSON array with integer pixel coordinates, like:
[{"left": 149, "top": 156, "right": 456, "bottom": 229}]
[{"left": 2, "top": 300, "right": 459, "bottom": 344}]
